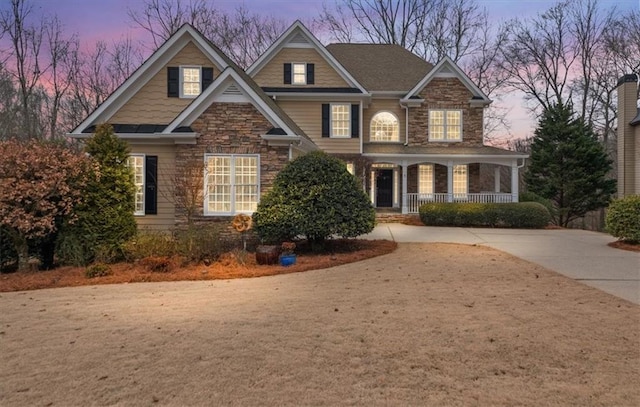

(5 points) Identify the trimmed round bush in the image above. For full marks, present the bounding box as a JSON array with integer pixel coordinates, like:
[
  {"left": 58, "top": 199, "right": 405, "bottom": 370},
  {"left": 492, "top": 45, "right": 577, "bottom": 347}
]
[
  {"left": 606, "top": 196, "right": 640, "bottom": 243},
  {"left": 419, "top": 202, "right": 551, "bottom": 228},
  {"left": 253, "top": 151, "right": 375, "bottom": 248}
]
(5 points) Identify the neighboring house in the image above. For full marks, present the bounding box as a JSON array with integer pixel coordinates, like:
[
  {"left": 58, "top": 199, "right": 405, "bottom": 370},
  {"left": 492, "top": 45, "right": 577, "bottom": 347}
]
[
  {"left": 617, "top": 74, "right": 640, "bottom": 197},
  {"left": 69, "top": 21, "right": 526, "bottom": 230}
]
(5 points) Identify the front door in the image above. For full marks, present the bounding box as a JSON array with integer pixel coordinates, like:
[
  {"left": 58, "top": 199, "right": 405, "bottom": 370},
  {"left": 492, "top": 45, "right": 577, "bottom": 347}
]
[{"left": 376, "top": 169, "right": 393, "bottom": 207}]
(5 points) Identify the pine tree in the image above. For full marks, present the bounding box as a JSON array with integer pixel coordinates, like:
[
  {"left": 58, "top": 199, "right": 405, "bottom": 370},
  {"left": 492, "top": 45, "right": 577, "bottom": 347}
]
[
  {"left": 524, "top": 102, "right": 616, "bottom": 227},
  {"left": 57, "top": 124, "right": 137, "bottom": 264}
]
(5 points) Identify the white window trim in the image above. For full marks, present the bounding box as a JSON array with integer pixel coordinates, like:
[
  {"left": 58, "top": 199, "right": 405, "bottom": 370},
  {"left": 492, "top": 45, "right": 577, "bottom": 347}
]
[
  {"left": 418, "top": 164, "right": 435, "bottom": 196},
  {"left": 370, "top": 111, "right": 400, "bottom": 143},
  {"left": 291, "top": 62, "right": 306, "bottom": 85},
  {"left": 330, "top": 103, "right": 351, "bottom": 138},
  {"left": 428, "top": 109, "right": 463, "bottom": 142},
  {"left": 203, "top": 154, "right": 261, "bottom": 216},
  {"left": 179, "top": 65, "right": 202, "bottom": 99},
  {"left": 129, "top": 154, "right": 145, "bottom": 216}
]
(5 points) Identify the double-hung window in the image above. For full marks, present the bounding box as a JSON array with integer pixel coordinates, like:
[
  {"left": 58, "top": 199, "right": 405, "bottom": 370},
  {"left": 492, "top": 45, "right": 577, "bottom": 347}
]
[
  {"left": 453, "top": 164, "right": 468, "bottom": 198},
  {"left": 127, "top": 155, "right": 158, "bottom": 216},
  {"left": 292, "top": 63, "right": 306, "bottom": 85},
  {"left": 167, "top": 66, "right": 213, "bottom": 98},
  {"left": 205, "top": 154, "right": 259, "bottom": 215},
  {"left": 181, "top": 66, "right": 201, "bottom": 97},
  {"left": 418, "top": 164, "right": 434, "bottom": 196},
  {"left": 331, "top": 104, "right": 351, "bottom": 138},
  {"left": 429, "top": 109, "right": 462, "bottom": 141}
]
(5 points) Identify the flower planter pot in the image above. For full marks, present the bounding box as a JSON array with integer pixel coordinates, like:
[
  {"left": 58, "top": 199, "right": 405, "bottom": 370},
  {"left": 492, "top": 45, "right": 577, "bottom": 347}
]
[
  {"left": 255, "top": 245, "right": 280, "bottom": 265},
  {"left": 279, "top": 254, "right": 297, "bottom": 267}
]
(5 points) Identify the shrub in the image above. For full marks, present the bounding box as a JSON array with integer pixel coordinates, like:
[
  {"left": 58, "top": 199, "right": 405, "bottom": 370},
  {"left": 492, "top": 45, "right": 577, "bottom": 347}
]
[
  {"left": 123, "top": 231, "right": 176, "bottom": 261},
  {"left": 520, "top": 191, "right": 555, "bottom": 218},
  {"left": 173, "top": 225, "right": 225, "bottom": 263},
  {"left": 419, "top": 202, "right": 551, "bottom": 228},
  {"left": 253, "top": 151, "right": 375, "bottom": 250},
  {"left": 606, "top": 196, "right": 640, "bottom": 243},
  {"left": 85, "top": 263, "right": 111, "bottom": 278}
]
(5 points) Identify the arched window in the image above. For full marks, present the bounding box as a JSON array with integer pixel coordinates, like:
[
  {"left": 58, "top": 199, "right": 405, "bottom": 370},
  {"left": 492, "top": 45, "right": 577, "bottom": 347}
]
[{"left": 370, "top": 111, "right": 399, "bottom": 142}]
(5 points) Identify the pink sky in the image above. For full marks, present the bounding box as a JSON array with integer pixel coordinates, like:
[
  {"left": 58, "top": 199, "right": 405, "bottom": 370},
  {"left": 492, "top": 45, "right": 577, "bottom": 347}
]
[{"left": 27, "top": 0, "right": 640, "bottom": 140}]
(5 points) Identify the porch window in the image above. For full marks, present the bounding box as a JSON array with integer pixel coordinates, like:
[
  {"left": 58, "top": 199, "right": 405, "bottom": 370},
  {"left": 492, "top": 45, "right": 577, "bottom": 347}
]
[
  {"left": 453, "top": 164, "right": 468, "bottom": 197},
  {"left": 429, "top": 110, "right": 462, "bottom": 141},
  {"left": 205, "top": 154, "right": 259, "bottom": 214},
  {"left": 370, "top": 111, "right": 399, "bottom": 142},
  {"left": 331, "top": 104, "right": 351, "bottom": 138},
  {"left": 418, "top": 164, "right": 434, "bottom": 195}
]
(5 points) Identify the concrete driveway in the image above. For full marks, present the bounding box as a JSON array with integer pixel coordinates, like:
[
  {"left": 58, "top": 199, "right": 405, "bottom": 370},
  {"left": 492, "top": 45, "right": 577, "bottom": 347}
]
[{"left": 365, "top": 224, "right": 640, "bottom": 304}]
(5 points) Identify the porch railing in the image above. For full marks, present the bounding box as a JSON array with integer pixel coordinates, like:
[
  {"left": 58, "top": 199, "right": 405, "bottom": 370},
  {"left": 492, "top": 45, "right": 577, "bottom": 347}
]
[{"left": 406, "top": 193, "right": 514, "bottom": 213}]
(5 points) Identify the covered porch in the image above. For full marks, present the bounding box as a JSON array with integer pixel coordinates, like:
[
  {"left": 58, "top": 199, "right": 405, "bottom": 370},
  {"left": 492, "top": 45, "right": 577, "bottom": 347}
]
[{"left": 364, "top": 146, "right": 527, "bottom": 214}]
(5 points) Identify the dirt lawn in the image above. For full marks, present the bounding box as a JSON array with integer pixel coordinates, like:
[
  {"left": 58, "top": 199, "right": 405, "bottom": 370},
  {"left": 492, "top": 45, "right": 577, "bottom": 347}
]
[{"left": 1, "top": 243, "right": 638, "bottom": 406}]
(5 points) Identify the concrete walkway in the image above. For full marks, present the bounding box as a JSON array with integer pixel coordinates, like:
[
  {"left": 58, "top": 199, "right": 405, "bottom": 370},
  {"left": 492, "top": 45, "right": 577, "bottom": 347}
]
[{"left": 365, "top": 224, "right": 640, "bottom": 304}]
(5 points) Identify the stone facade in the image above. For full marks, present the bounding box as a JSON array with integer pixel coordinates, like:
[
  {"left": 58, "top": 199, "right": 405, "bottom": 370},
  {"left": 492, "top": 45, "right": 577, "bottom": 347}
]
[
  {"left": 174, "top": 102, "right": 290, "bottom": 225},
  {"left": 408, "top": 78, "right": 484, "bottom": 147}
]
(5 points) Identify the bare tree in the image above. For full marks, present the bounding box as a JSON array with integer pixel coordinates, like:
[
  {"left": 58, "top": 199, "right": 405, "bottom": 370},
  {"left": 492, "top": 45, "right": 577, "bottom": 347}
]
[
  {"left": 128, "top": 0, "right": 286, "bottom": 69},
  {"left": 498, "top": 1, "right": 578, "bottom": 114},
  {"left": 0, "top": 0, "right": 48, "bottom": 138}
]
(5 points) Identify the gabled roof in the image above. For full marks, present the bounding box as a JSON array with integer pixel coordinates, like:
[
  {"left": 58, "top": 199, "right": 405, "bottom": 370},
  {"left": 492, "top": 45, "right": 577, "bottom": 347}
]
[
  {"left": 404, "top": 56, "right": 491, "bottom": 104},
  {"left": 326, "top": 44, "right": 432, "bottom": 92},
  {"left": 165, "top": 67, "right": 308, "bottom": 141},
  {"left": 70, "top": 24, "right": 234, "bottom": 135},
  {"left": 246, "top": 20, "right": 368, "bottom": 94},
  {"left": 69, "top": 23, "right": 309, "bottom": 144}
]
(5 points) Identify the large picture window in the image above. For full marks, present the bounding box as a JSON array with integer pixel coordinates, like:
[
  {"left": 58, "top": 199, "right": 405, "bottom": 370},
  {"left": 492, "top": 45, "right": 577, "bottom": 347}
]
[
  {"left": 370, "top": 111, "right": 399, "bottom": 142},
  {"left": 205, "top": 154, "right": 259, "bottom": 214},
  {"left": 429, "top": 110, "right": 462, "bottom": 141}
]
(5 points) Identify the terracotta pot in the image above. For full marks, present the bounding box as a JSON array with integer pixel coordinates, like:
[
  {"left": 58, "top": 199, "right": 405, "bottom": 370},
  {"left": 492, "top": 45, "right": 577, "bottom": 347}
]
[{"left": 255, "top": 245, "right": 279, "bottom": 265}]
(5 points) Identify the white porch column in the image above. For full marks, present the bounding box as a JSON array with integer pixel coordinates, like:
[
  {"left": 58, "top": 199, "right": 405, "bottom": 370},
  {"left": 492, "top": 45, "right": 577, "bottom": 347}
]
[
  {"left": 494, "top": 166, "right": 501, "bottom": 193},
  {"left": 511, "top": 160, "right": 519, "bottom": 202},
  {"left": 447, "top": 160, "right": 453, "bottom": 202},
  {"left": 401, "top": 160, "right": 408, "bottom": 214}
]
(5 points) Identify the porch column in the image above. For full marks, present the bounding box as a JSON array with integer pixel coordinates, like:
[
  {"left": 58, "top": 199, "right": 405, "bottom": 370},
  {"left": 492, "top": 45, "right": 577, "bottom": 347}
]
[
  {"left": 401, "top": 160, "right": 408, "bottom": 214},
  {"left": 494, "top": 166, "right": 501, "bottom": 193},
  {"left": 447, "top": 160, "right": 453, "bottom": 202},
  {"left": 511, "top": 160, "right": 519, "bottom": 202}
]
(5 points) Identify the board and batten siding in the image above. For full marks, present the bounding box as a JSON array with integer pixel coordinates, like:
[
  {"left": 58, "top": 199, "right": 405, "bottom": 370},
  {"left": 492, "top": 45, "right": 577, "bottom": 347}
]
[
  {"left": 363, "top": 98, "right": 406, "bottom": 144},
  {"left": 109, "top": 42, "right": 217, "bottom": 124},
  {"left": 277, "top": 100, "right": 360, "bottom": 154},
  {"left": 129, "top": 143, "right": 177, "bottom": 230},
  {"left": 253, "top": 48, "right": 349, "bottom": 88}
]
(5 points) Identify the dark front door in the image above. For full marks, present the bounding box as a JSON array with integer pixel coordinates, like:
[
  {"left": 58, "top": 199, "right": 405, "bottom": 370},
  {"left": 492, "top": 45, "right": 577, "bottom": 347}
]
[{"left": 376, "top": 169, "right": 393, "bottom": 207}]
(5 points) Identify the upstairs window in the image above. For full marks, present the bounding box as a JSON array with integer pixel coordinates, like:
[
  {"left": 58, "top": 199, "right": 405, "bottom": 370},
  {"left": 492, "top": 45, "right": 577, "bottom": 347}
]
[
  {"left": 370, "top": 111, "right": 399, "bottom": 142},
  {"left": 292, "top": 63, "right": 307, "bottom": 85},
  {"left": 429, "top": 109, "right": 462, "bottom": 141},
  {"left": 284, "top": 63, "right": 315, "bottom": 85},
  {"left": 331, "top": 104, "right": 351, "bottom": 138},
  {"left": 181, "top": 66, "right": 201, "bottom": 97},
  {"left": 167, "top": 66, "right": 214, "bottom": 98},
  {"left": 322, "top": 103, "right": 359, "bottom": 138}
]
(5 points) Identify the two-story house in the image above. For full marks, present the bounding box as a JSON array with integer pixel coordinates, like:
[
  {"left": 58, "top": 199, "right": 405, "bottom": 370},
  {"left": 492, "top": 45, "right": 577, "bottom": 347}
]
[{"left": 69, "top": 21, "right": 526, "bottom": 230}]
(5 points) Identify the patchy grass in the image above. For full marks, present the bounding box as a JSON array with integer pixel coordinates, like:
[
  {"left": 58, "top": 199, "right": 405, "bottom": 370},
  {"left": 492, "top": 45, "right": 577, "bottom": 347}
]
[{"left": 0, "top": 239, "right": 397, "bottom": 292}]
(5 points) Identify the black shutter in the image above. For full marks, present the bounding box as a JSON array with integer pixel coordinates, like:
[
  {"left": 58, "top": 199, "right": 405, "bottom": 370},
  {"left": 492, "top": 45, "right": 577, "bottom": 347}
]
[
  {"left": 167, "top": 67, "right": 179, "bottom": 97},
  {"left": 145, "top": 156, "right": 157, "bottom": 215},
  {"left": 202, "top": 67, "right": 214, "bottom": 90},
  {"left": 322, "top": 104, "right": 330, "bottom": 137},
  {"left": 284, "top": 63, "right": 292, "bottom": 84},
  {"left": 307, "top": 63, "right": 315, "bottom": 84},
  {"left": 351, "top": 104, "right": 359, "bottom": 138}
]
